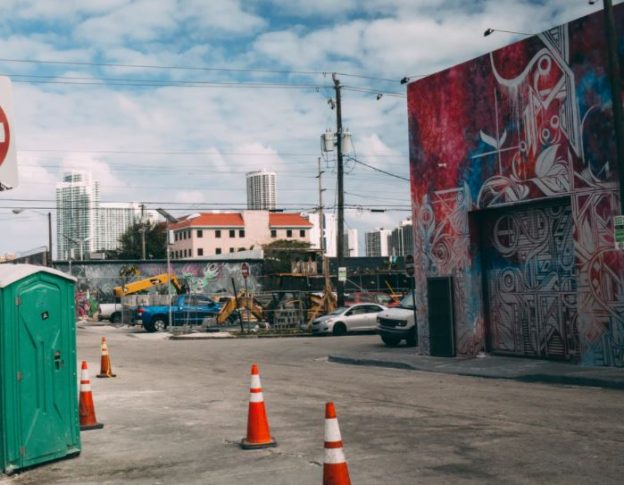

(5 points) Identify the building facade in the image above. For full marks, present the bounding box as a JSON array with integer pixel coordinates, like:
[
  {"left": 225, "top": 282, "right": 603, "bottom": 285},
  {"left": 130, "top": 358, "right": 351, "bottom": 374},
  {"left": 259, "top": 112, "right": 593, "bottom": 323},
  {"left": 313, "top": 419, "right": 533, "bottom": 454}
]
[
  {"left": 246, "top": 170, "right": 276, "bottom": 210},
  {"left": 169, "top": 211, "right": 312, "bottom": 258},
  {"left": 55, "top": 170, "right": 99, "bottom": 260},
  {"left": 98, "top": 203, "right": 160, "bottom": 252},
  {"left": 389, "top": 219, "right": 413, "bottom": 257},
  {"left": 307, "top": 212, "right": 337, "bottom": 256},
  {"left": 407, "top": 7, "right": 624, "bottom": 366},
  {"left": 365, "top": 228, "right": 391, "bottom": 257}
]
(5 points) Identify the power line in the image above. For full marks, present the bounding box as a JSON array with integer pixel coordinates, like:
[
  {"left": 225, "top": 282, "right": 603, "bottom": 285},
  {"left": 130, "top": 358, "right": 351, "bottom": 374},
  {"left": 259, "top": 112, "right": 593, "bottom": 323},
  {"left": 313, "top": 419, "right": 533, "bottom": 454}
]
[
  {"left": 0, "top": 57, "right": 325, "bottom": 76},
  {"left": 345, "top": 155, "right": 410, "bottom": 181}
]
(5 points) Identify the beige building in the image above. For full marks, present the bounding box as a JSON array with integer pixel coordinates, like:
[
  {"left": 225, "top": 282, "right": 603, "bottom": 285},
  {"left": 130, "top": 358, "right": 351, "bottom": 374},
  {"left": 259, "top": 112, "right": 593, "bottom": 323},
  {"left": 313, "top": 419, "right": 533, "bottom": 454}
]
[{"left": 170, "top": 211, "right": 312, "bottom": 258}]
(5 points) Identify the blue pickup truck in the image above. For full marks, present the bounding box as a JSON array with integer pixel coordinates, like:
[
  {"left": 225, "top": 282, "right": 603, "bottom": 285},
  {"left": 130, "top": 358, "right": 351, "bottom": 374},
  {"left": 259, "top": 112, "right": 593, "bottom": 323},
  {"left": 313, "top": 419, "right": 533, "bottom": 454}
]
[{"left": 136, "top": 294, "right": 222, "bottom": 332}]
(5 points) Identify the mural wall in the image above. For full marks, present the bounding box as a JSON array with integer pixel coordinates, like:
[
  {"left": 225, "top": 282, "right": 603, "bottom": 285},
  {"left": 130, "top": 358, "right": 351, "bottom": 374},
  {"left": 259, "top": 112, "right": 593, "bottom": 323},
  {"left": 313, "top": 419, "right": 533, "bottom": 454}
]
[
  {"left": 56, "top": 260, "right": 263, "bottom": 317},
  {"left": 407, "top": 7, "right": 624, "bottom": 366}
]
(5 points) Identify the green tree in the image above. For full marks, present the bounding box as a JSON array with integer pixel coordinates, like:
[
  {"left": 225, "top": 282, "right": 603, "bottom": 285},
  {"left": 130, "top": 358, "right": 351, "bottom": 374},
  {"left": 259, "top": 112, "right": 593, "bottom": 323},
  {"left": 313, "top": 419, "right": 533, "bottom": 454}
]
[
  {"left": 262, "top": 239, "right": 312, "bottom": 274},
  {"left": 109, "top": 221, "right": 167, "bottom": 260}
]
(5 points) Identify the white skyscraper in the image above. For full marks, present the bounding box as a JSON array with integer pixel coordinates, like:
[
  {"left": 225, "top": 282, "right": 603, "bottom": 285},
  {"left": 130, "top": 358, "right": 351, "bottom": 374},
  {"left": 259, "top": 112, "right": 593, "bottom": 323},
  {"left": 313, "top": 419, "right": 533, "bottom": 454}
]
[
  {"left": 98, "top": 202, "right": 139, "bottom": 251},
  {"left": 55, "top": 170, "right": 100, "bottom": 260},
  {"left": 246, "top": 169, "right": 276, "bottom": 210},
  {"left": 307, "top": 212, "right": 337, "bottom": 257}
]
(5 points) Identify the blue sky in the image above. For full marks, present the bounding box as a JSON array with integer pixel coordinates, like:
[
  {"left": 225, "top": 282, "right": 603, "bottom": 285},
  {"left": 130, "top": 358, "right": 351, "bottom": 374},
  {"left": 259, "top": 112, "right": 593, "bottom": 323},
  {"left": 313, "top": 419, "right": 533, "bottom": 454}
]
[{"left": 0, "top": 0, "right": 609, "bottom": 255}]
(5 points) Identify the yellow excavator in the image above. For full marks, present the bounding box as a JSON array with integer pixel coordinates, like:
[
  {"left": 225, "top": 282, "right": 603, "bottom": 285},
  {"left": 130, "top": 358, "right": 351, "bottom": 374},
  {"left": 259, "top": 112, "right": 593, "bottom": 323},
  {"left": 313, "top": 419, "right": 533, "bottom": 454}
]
[
  {"left": 113, "top": 273, "right": 185, "bottom": 298},
  {"left": 215, "top": 291, "right": 264, "bottom": 324}
]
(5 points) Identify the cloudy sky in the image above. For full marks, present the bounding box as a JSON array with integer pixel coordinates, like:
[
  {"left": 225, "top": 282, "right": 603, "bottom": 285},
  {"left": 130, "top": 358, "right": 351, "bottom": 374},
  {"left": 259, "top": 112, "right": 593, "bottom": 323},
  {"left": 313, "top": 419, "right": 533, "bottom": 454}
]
[{"left": 0, "top": 0, "right": 609, "bottom": 256}]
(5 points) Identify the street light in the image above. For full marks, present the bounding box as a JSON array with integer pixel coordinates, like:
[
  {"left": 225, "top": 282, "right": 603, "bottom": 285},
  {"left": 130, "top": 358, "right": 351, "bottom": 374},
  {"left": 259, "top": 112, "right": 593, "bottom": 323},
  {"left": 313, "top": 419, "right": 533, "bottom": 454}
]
[
  {"left": 12, "top": 208, "right": 53, "bottom": 267},
  {"left": 62, "top": 234, "right": 91, "bottom": 261},
  {"left": 483, "top": 28, "right": 531, "bottom": 37}
]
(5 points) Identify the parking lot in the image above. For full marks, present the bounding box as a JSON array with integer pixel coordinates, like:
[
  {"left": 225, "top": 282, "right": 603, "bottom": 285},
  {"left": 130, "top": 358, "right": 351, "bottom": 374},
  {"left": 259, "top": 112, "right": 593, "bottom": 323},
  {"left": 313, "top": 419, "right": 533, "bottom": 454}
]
[{"left": 2, "top": 324, "right": 624, "bottom": 484}]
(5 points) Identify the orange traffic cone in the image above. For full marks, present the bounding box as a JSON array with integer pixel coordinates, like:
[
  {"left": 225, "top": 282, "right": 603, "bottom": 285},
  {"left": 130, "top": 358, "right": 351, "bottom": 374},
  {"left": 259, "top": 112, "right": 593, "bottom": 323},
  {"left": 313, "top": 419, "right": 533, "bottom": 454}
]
[
  {"left": 79, "top": 361, "right": 104, "bottom": 431},
  {"left": 323, "top": 402, "right": 351, "bottom": 485},
  {"left": 240, "top": 363, "right": 277, "bottom": 449},
  {"left": 96, "top": 336, "right": 116, "bottom": 378}
]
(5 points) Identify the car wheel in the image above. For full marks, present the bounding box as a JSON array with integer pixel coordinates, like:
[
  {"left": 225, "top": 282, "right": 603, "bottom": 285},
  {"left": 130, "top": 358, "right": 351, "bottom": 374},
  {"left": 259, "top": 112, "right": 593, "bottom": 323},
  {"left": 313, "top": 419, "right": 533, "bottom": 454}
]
[
  {"left": 405, "top": 328, "right": 417, "bottom": 347},
  {"left": 110, "top": 312, "right": 121, "bottom": 324},
  {"left": 332, "top": 322, "right": 347, "bottom": 336},
  {"left": 144, "top": 316, "right": 167, "bottom": 333},
  {"left": 381, "top": 335, "right": 401, "bottom": 346}
]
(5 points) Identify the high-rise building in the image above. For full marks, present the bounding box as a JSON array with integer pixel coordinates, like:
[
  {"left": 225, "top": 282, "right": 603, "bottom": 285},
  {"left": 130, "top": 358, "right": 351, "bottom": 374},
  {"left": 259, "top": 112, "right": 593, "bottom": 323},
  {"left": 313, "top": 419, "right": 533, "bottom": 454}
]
[
  {"left": 98, "top": 202, "right": 141, "bottom": 251},
  {"left": 55, "top": 170, "right": 100, "bottom": 260},
  {"left": 246, "top": 169, "right": 276, "bottom": 210},
  {"left": 389, "top": 218, "right": 413, "bottom": 257},
  {"left": 365, "top": 228, "right": 391, "bottom": 256},
  {"left": 342, "top": 229, "right": 360, "bottom": 257},
  {"left": 306, "top": 212, "right": 337, "bottom": 257}
]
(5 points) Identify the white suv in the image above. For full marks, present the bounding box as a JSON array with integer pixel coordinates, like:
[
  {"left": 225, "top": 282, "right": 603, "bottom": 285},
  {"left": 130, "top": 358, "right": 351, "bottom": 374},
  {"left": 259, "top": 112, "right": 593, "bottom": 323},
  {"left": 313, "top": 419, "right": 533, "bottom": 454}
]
[{"left": 376, "top": 293, "right": 417, "bottom": 346}]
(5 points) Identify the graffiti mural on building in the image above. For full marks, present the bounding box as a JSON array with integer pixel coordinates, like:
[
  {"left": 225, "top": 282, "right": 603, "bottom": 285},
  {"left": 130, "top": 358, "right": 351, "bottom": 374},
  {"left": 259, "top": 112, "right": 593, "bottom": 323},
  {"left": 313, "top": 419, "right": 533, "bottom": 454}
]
[
  {"left": 57, "top": 260, "right": 262, "bottom": 310},
  {"left": 408, "top": 8, "right": 624, "bottom": 365}
]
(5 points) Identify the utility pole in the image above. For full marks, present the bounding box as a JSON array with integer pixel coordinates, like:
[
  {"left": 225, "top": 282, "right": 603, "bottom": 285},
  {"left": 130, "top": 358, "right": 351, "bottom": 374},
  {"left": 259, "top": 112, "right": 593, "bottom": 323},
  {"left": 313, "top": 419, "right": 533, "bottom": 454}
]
[
  {"left": 332, "top": 73, "right": 345, "bottom": 307},
  {"left": 140, "top": 203, "right": 146, "bottom": 260},
  {"left": 316, "top": 157, "right": 326, "bottom": 254},
  {"left": 600, "top": 0, "right": 624, "bottom": 214}
]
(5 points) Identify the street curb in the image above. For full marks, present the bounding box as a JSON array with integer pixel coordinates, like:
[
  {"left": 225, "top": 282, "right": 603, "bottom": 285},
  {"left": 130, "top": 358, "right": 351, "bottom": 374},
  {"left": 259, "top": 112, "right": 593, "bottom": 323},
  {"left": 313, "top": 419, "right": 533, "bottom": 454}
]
[{"left": 328, "top": 355, "right": 624, "bottom": 391}]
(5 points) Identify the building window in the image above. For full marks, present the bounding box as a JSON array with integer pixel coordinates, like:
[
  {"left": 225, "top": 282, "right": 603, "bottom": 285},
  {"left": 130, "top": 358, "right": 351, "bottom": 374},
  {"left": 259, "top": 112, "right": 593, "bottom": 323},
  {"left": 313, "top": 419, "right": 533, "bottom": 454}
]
[
  {"left": 287, "top": 229, "right": 293, "bottom": 238},
  {"left": 238, "top": 247, "right": 245, "bottom": 252},
  {"left": 229, "top": 247, "right": 235, "bottom": 253},
  {"left": 271, "top": 229, "right": 277, "bottom": 238},
  {"left": 187, "top": 230, "right": 191, "bottom": 239},
  {"left": 299, "top": 229, "right": 305, "bottom": 237},
  {"left": 175, "top": 232, "right": 179, "bottom": 241},
  {"left": 216, "top": 248, "right": 222, "bottom": 255},
  {"left": 197, "top": 230, "right": 203, "bottom": 238},
  {"left": 198, "top": 248, "right": 204, "bottom": 256},
  {"left": 229, "top": 229, "right": 235, "bottom": 238},
  {"left": 215, "top": 230, "right": 221, "bottom": 238},
  {"left": 239, "top": 229, "right": 245, "bottom": 238}
]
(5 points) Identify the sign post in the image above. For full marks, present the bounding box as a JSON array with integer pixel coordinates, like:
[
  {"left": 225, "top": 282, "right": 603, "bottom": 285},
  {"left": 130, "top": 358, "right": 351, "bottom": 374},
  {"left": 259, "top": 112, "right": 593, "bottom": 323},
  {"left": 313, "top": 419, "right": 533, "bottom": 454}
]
[
  {"left": 615, "top": 215, "right": 624, "bottom": 250},
  {"left": 338, "top": 267, "right": 347, "bottom": 283},
  {"left": 241, "top": 263, "right": 250, "bottom": 333},
  {"left": 0, "top": 77, "right": 17, "bottom": 191}
]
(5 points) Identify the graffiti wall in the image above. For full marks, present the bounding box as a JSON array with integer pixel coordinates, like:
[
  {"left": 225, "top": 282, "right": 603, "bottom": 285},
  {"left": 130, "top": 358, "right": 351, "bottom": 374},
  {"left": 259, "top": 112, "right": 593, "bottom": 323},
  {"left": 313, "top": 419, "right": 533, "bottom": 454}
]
[
  {"left": 407, "top": 7, "right": 624, "bottom": 365},
  {"left": 55, "top": 260, "right": 263, "bottom": 312}
]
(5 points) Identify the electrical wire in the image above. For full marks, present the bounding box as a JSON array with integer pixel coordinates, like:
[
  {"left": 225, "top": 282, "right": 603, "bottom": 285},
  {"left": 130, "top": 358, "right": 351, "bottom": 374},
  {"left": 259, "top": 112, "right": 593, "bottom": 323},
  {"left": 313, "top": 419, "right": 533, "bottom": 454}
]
[{"left": 345, "top": 155, "right": 409, "bottom": 181}]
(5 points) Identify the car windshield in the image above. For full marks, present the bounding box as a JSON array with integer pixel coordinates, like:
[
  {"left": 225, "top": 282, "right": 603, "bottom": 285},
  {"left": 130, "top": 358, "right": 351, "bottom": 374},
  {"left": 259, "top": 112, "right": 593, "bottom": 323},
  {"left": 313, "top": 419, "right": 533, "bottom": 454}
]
[
  {"left": 329, "top": 307, "right": 348, "bottom": 316},
  {"left": 399, "top": 293, "right": 415, "bottom": 309}
]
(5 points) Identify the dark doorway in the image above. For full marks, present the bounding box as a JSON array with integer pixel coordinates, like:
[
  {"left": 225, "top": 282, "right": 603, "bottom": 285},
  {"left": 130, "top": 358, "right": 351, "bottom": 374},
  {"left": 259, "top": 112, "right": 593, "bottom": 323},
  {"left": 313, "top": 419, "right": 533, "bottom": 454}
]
[{"left": 427, "top": 277, "right": 455, "bottom": 357}]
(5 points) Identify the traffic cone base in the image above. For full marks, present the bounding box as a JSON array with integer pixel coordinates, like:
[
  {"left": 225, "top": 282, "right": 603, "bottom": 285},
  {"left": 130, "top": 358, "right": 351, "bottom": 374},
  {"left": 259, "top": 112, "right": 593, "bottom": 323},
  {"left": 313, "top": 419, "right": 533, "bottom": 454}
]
[
  {"left": 97, "top": 336, "right": 117, "bottom": 378},
  {"left": 240, "top": 364, "right": 276, "bottom": 449},
  {"left": 240, "top": 437, "right": 277, "bottom": 450},
  {"left": 79, "top": 361, "right": 104, "bottom": 431},
  {"left": 323, "top": 402, "right": 351, "bottom": 485}
]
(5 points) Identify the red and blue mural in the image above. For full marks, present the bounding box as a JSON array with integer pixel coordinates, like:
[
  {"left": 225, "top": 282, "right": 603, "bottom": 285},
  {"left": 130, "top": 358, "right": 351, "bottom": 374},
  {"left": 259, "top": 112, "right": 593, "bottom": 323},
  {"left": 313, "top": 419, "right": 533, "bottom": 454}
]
[{"left": 407, "top": 7, "right": 624, "bottom": 366}]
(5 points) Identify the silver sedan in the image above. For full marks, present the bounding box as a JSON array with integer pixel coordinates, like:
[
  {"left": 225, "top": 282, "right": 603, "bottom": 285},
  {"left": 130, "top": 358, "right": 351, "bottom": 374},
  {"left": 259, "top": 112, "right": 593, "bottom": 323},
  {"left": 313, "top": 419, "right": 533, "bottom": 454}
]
[{"left": 311, "top": 303, "right": 387, "bottom": 336}]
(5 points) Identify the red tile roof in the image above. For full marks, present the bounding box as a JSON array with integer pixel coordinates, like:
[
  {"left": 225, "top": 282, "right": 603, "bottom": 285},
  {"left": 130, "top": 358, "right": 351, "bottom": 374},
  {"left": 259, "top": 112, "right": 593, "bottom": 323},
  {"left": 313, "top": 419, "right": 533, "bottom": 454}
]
[
  {"left": 269, "top": 213, "right": 313, "bottom": 227},
  {"left": 172, "top": 213, "right": 244, "bottom": 229}
]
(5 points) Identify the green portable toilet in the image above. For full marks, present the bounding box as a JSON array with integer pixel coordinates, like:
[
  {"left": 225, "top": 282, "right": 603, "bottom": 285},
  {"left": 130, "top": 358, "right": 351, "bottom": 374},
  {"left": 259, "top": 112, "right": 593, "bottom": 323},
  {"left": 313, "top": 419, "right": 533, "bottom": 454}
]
[{"left": 0, "top": 264, "right": 80, "bottom": 475}]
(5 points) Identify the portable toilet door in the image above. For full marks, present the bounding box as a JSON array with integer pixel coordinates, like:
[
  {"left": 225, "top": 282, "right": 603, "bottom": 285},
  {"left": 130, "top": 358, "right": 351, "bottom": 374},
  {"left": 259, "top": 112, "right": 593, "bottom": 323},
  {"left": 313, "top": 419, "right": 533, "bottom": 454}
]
[{"left": 0, "top": 264, "right": 80, "bottom": 475}]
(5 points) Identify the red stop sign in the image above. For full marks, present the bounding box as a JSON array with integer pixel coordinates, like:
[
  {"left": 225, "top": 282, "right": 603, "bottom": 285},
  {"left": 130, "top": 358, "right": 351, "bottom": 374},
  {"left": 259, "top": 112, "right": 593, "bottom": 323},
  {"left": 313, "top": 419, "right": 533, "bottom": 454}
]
[
  {"left": 0, "top": 106, "right": 10, "bottom": 166},
  {"left": 241, "top": 262, "right": 250, "bottom": 279}
]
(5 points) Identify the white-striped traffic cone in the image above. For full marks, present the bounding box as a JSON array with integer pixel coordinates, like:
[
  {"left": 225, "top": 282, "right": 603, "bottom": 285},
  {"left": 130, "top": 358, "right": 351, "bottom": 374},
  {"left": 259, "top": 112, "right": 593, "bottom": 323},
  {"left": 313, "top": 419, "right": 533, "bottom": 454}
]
[
  {"left": 96, "top": 336, "right": 116, "bottom": 378},
  {"left": 323, "top": 401, "right": 351, "bottom": 485},
  {"left": 241, "top": 363, "right": 277, "bottom": 449},
  {"left": 79, "top": 361, "right": 104, "bottom": 430}
]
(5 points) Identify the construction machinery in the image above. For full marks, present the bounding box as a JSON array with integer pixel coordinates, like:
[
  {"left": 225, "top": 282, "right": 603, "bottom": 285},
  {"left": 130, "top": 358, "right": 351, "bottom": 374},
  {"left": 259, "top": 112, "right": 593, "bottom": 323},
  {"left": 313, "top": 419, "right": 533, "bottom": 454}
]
[
  {"left": 113, "top": 273, "right": 185, "bottom": 298},
  {"left": 215, "top": 291, "right": 264, "bottom": 325}
]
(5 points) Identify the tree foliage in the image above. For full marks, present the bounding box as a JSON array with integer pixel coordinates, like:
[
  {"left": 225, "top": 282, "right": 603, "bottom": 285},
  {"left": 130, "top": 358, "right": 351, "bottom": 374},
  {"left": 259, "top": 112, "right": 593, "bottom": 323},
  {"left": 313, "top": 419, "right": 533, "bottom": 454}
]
[
  {"left": 107, "top": 221, "right": 167, "bottom": 260},
  {"left": 262, "top": 239, "right": 313, "bottom": 274}
]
